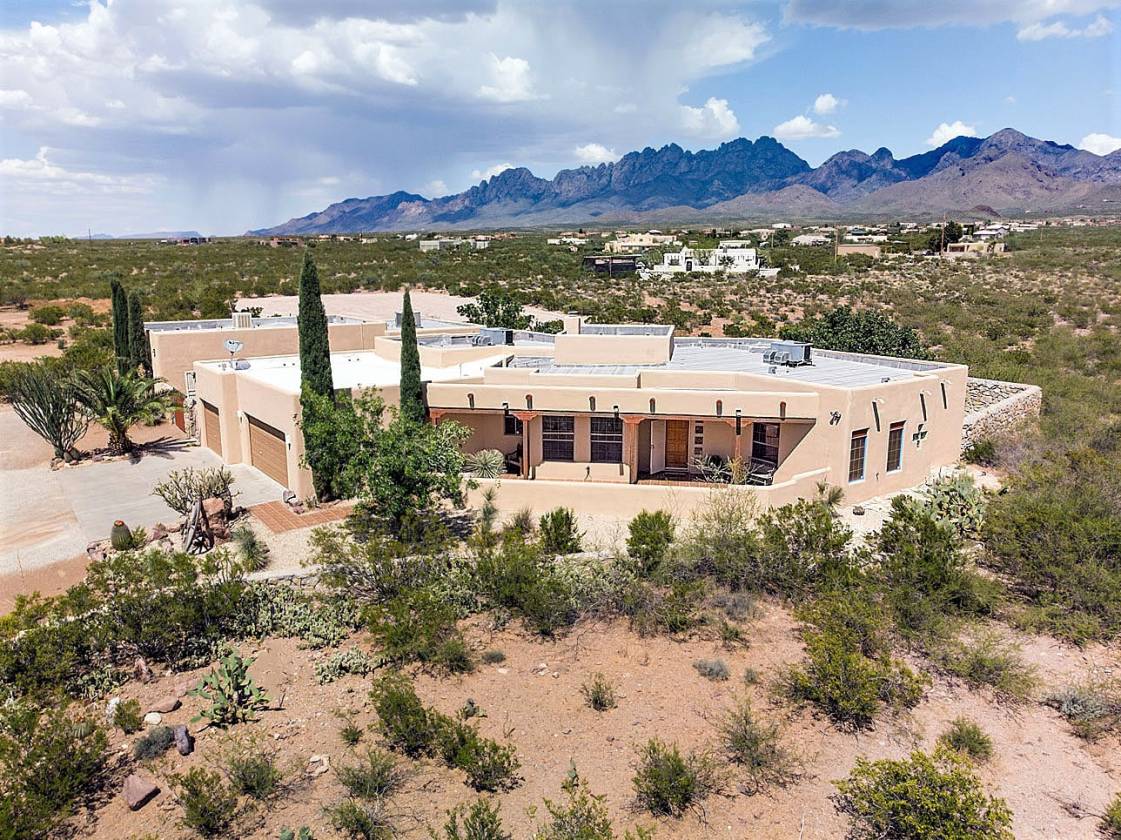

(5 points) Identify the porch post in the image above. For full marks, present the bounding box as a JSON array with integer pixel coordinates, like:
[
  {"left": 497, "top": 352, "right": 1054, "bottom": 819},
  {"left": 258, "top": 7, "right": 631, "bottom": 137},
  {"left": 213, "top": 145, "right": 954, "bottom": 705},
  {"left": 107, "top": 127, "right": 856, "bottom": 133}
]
[
  {"left": 429, "top": 408, "right": 447, "bottom": 425},
  {"left": 513, "top": 411, "right": 537, "bottom": 479},
  {"left": 622, "top": 415, "right": 643, "bottom": 484}
]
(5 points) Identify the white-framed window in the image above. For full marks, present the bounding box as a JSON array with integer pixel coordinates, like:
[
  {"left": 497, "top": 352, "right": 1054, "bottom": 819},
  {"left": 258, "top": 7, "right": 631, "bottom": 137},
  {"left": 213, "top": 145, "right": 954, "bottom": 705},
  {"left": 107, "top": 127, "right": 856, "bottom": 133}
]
[{"left": 848, "top": 429, "right": 868, "bottom": 483}]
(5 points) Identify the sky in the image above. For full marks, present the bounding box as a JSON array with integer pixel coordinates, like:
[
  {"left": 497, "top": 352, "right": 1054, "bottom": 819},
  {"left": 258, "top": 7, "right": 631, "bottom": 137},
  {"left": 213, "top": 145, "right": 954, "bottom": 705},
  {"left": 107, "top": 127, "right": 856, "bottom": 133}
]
[{"left": 1, "top": 0, "right": 1119, "bottom": 236}]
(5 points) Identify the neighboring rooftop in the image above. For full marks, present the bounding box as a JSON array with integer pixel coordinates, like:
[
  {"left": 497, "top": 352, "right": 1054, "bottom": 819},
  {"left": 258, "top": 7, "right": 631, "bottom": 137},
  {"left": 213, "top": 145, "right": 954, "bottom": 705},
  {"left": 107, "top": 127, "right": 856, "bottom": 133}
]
[
  {"left": 416, "top": 329, "right": 558, "bottom": 349},
  {"left": 146, "top": 314, "right": 365, "bottom": 332}
]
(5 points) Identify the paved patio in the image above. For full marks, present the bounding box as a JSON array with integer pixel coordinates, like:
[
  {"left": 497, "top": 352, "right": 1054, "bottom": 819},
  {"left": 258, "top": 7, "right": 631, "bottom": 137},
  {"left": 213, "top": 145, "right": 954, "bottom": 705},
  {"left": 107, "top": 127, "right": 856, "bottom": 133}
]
[{"left": 0, "top": 407, "right": 282, "bottom": 578}]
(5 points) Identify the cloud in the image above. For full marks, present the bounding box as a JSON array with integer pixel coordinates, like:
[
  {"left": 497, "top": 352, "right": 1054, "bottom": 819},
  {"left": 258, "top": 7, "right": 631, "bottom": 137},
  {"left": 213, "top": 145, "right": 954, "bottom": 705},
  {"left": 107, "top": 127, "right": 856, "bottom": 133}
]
[
  {"left": 573, "top": 143, "right": 618, "bottom": 164},
  {"left": 1080, "top": 132, "right": 1121, "bottom": 155},
  {"left": 470, "top": 162, "right": 514, "bottom": 181},
  {"left": 0, "top": 147, "right": 157, "bottom": 194},
  {"left": 477, "top": 54, "right": 535, "bottom": 102},
  {"left": 680, "top": 97, "right": 739, "bottom": 139},
  {"left": 813, "top": 92, "right": 844, "bottom": 114},
  {"left": 1017, "top": 14, "right": 1113, "bottom": 39},
  {"left": 424, "top": 179, "right": 449, "bottom": 196},
  {"left": 926, "top": 120, "right": 978, "bottom": 146},
  {"left": 675, "top": 14, "right": 770, "bottom": 72},
  {"left": 0, "top": 89, "right": 33, "bottom": 108},
  {"left": 773, "top": 114, "right": 840, "bottom": 140},
  {"left": 786, "top": 0, "right": 1121, "bottom": 30}
]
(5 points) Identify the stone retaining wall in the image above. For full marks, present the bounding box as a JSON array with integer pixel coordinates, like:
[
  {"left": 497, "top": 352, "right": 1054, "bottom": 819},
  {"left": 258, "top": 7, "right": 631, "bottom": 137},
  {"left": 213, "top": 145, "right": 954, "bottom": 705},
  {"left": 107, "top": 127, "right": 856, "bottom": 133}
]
[{"left": 961, "top": 377, "right": 1042, "bottom": 450}]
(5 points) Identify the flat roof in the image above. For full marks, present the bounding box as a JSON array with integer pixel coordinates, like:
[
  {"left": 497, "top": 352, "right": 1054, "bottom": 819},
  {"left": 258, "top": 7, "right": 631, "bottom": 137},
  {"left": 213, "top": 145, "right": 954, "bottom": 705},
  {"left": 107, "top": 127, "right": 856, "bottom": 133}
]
[
  {"left": 510, "top": 340, "right": 945, "bottom": 388},
  {"left": 200, "top": 350, "right": 509, "bottom": 394},
  {"left": 146, "top": 314, "right": 366, "bottom": 332}
]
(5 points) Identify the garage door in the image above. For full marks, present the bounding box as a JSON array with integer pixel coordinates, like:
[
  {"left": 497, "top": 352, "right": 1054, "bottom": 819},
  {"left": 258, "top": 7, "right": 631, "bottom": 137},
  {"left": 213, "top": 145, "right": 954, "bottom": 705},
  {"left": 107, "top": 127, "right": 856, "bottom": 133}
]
[
  {"left": 247, "top": 415, "right": 289, "bottom": 487},
  {"left": 201, "top": 401, "right": 222, "bottom": 456}
]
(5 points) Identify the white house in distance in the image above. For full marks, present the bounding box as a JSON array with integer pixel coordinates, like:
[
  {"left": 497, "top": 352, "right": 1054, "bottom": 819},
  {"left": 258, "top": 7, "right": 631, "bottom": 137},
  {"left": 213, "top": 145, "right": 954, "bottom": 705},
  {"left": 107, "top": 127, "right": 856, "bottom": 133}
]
[{"left": 652, "top": 240, "right": 764, "bottom": 276}]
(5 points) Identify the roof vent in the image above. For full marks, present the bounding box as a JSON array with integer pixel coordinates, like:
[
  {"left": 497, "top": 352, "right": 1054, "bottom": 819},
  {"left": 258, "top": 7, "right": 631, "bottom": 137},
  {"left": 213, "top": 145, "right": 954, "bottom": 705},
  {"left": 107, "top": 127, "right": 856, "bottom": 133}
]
[
  {"left": 766, "top": 340, "right": 812, "bottom": 366},
  {"left": 232, "top": 311, "right": 252, "bottom": 329}
]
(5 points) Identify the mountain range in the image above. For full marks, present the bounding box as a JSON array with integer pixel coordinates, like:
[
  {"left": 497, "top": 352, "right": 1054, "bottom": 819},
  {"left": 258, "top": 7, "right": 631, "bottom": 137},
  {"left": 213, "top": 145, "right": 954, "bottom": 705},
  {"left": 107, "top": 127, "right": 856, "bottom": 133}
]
[{"left": 250, "top": 129, "right": 1121, "bottom": 235}]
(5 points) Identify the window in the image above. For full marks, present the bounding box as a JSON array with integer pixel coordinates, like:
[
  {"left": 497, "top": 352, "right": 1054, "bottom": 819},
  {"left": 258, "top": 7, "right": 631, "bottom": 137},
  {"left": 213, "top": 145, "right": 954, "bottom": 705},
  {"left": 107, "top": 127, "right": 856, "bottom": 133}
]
[
  {"left": 886, "top": 422, "right": 905, "bottom": 472},
  {"left": 751, "top": 423, "right": 779, "bottom": 466},
  {"left": 542, "top": 415, "right": 575, "bottom": 461},
  {"left": 503, "top": 414, "right": 523, "bottom": 436},
  {"left": 590, "top": 416, "right": 623, "bottom": 463},
  {"left": 848, "top": 429, "right": 868, "bottom": 482}
]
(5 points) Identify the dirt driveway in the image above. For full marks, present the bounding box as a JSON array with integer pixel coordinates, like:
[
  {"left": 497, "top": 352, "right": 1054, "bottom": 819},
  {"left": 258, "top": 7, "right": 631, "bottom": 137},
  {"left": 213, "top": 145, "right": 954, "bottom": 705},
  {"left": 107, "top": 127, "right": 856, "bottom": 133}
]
[{"left": 0, "top": 406, "right": 282, "bottom": 606}]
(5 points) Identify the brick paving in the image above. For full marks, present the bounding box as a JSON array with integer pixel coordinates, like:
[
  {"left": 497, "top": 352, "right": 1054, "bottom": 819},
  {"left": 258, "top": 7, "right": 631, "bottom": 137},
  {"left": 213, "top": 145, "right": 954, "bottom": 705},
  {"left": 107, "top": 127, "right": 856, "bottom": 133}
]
[{"left": 250, "top": 501, "right": 352, "bottom": 533}]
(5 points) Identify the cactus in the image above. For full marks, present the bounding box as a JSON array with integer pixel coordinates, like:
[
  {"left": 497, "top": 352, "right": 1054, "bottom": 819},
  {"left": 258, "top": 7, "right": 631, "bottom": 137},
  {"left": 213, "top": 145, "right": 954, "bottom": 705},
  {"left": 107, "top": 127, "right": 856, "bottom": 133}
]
[
  {"left": 918, "top": 474, "right": 987, "bottom": 538},
  {"left": 279, "top": 828, "right": 313, "bottom": 840},
  {"left": 464, "top": 448, "right": 506, "bottom": 479},
  {"left": 189, "top": 651, "right": 270, "bottom": 727},
  {"left": 110, "top": 520, "right": 132, "bottom": 551}
]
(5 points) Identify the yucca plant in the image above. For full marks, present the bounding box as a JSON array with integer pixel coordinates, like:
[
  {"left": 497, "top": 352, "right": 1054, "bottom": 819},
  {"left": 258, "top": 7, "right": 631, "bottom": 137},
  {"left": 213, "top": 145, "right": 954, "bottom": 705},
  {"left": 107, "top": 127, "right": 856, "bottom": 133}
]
[
  {"left": 72, "top": 365, "right": 173, "bottom": 454},
  {"left": 8, "top": 361, "right": 89, "bottom": 460},
  {"left": 465, "top": 448, "right": 505, "bottom": 479},
  {"left": 190, "top": 652, "right": 270, "bottom": 727}
]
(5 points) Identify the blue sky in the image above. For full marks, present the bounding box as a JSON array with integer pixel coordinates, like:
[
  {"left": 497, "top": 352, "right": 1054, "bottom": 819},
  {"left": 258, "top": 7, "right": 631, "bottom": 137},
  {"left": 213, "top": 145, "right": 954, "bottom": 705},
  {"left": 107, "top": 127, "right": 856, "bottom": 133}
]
[{"left": 1, "top": 0, "right": 1119, "bottom": 236}]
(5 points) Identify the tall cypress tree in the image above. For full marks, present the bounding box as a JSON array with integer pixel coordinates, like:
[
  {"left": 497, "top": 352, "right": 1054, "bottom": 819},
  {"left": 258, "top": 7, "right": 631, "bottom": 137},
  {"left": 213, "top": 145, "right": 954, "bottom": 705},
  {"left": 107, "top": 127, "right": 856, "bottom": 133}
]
[
  {"left": 110, "top": 278, "right": 129, "bottom": 374},
  {"left": 126, "top": 290, "right": 149, "bottom": 375},
  {"left": 398, "top": 288, "right": 425, "bottom": 423},
  {"left": 297, "top": 250, "right": 334, "bottom": 398}
]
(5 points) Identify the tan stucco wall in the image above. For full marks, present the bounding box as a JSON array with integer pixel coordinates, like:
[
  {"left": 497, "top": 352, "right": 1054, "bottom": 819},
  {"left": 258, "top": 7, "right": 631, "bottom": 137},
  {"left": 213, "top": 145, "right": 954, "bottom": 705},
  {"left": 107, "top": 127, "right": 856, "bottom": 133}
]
[{"left": 554, "top": 332, "right": 673, "bottom": 366}]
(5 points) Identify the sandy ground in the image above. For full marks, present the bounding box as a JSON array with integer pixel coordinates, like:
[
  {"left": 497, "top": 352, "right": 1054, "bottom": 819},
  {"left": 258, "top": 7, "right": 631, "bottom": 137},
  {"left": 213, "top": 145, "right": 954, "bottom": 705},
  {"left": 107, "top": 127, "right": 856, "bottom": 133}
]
[
  {"left": 68, "top": 607, "right": 1120, "bottom": 840},
  {"left": 237, "top": 290, "right": 565, "bottom": 325}
]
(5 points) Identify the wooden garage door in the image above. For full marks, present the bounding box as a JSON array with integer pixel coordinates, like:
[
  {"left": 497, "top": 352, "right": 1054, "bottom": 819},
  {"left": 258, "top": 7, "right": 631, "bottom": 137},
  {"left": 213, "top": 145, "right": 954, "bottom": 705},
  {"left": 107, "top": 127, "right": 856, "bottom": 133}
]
[
  {"left": 247, "top": 415, "right": 289, "bottom": 487},
  {"left": 201, "top": 400, "right": 222, "bottom": 456}
]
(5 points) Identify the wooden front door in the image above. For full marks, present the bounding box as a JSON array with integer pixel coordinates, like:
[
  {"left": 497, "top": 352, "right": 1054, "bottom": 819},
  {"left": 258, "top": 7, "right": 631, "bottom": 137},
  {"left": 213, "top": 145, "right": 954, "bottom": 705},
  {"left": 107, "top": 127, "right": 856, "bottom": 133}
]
[
  {"left": 201, "top": 400, "right": 222, "bottom": 456},
  {"left": 247, "top": 415, "right": 289, "bottom": 487},
  {"left": 665, "top": 420, "right": 689, "bottom": 468}
]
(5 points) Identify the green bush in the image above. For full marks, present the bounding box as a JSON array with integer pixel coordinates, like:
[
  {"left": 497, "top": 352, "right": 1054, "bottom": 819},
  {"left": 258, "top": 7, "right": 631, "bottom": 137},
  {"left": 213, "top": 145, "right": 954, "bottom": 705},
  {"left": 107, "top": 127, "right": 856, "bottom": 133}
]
[
  {"left": 337, "top": 747, "right": 406, "bottom": 800},
  {"left": 937, "top": 717, "right": 994, "bottom": 762},
  {"left": 1103, "top": 792, "right": 1121, "bottom": 840},
  {"left": 693, "top": 658, "right": 730, "bottom": 681},
  {"left": 756, "top": 499, "right": 857, "bottom": 595},
  {"left": 114, "top": 697, "right": 144, "bottom": 733},
  {"left": 0, "top": 702, "right": 107, "bottom": 840},
  {"left": 1044, "top": 678, "right": 1121, "bottom": 740},
  {"left": 622, "top": 578, "right": 704, "bottom": 637},
  {"left": 717, "top": 699, "right": 798, "bottom": 793},
  {"left": 434, "top": 718, "right": 521, "bottom": 792},
  {"left": 933, "top": 630, "right": 1036, "bottom": 702},
  {"left": 475, "top": 539, "right": 578, "bottom": 636},
  {"left": 223, "top": 735, "right": 283, "bottom": 799},
  {"left": 133, "top": 725, "right": 175, "bottom": 760},
  {"left": 481, "top": 649, "right": 506, "bottom": 665},
  {"left": 327, "top": 799, "right": 394, "bottom": 840},
  {"left": 672, "top": 492, "right": 760, "bottom": 590},
  {"left": 533, "top": 772, "right": 642, "bottom": 840},
  {"left": 539, "top": 508, "right": 583, "bottom": 555},
  {"left": 339, "top": 717, "right": 364, "bottom": 747},
  {"left": 962, "top": 439, "right": 998, "bottom": 467},
  {"left": 190, "top": 651, "right": 270, "bottom": 727},
  {"left": 439, "top": 798, "right": 511, "bottom": 840},
  {"left": 366, "top": 587, "right": 473, "bottom": 673},
  {"left": 632, "top": 738, "right": 721, "bottom": 817},
  {"left": 626, "top": 510, "right": 675, "bottom": 573},
  {"left": 173, "top": 767, "right": 240, "bottom": 837},
  {"left": 581, "top": 673, "right": 617, "bottom": 711},
  {"left": 371, "top": 674, "right": 438, "bottom": 758},
  {"left": 31, "top": 304, "right": 66, "bottom": 326},
  {"left": 833, "top": 748, "right": 1014, "bottom": 839}
]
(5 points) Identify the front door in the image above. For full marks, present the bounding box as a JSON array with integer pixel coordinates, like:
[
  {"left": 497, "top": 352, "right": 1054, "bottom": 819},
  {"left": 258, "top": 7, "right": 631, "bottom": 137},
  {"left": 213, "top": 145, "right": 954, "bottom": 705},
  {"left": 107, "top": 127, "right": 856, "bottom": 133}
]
[{"left": 665, "top": 420, "right": 689, "bottom": 468}]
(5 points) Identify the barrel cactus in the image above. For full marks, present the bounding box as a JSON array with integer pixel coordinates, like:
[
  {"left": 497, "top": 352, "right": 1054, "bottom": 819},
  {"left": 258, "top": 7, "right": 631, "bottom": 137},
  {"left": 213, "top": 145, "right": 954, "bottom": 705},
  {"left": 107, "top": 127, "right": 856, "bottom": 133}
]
[{"left": 110, "top": 520, "right": 132, "bottom": 551}]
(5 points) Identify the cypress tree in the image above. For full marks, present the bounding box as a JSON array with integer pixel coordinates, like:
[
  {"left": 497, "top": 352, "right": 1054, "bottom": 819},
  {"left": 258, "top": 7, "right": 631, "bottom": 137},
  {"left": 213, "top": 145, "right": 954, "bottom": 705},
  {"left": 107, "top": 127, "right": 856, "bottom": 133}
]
[
  {"left": 297, "top": 250, "right": 334, "bottom": 398},
  {"left": 398, "top": 288, "right": 425, "bottom": 423},
  {"left": 126, "top": 290, "right": 149, "bottom": 375},
  {"left": 110, "top": 278, "right": 129, "bottom": 374}
]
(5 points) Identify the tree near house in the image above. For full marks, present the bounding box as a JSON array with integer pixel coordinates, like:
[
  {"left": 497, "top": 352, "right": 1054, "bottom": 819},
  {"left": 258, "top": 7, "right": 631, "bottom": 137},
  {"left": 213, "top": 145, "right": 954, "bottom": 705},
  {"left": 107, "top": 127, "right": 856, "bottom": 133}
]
[
  {"left": 297, "top": 250, "right": 334, "bottom": 399},
  {"left": 456, "top": 288, "right": 533, "bottom": 330},
  {"left": 126, "top": 290, "right": 150, "bottom": 375},
  {"left": 8, "top": 361, "right": 89, "bottom": 460},
  {"left": 398, "top": 288, "right": 425, "bottom": 424},
  {"left": 927, "top": 221, "right": 964, "bottom": 254},
  {"left": 73, "top": 366, "right": 174, "bottom": 454},
  {"left": 109, "top": 277, "right": 130, "bottom": 374},
  {"left": 779, "top": 306, "right": 929, "bottom": 360}
]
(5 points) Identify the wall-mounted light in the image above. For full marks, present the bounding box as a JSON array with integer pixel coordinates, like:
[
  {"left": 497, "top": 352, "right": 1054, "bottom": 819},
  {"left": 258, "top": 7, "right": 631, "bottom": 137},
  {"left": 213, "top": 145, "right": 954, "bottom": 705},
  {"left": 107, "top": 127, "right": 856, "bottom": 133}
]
[
  {"left": 830, "top": 411, "right": 841, "bottom": 425},
  {"left": 735, "top": 409, "right": 742, "bottom": 435},
  {"left": 502, "top": 401, "right": 509, "bottom": 417},
  {"left": 613, "top": 405, "right": 620, "bottom": 419},
  {"left": 589, "top": 396, "right": 596, "bottom": 411}
]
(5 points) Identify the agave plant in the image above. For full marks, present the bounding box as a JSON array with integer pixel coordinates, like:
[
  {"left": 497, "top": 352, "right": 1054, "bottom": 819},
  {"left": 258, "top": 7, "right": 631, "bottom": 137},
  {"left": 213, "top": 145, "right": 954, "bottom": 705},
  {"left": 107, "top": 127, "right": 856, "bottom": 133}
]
[
  {"left": 8, "top": 361, "right": 89, "bottom": 460},
  {"left": 72, "top": 365, "right": 174, "bottom": 454},
  {"left": 464, "top": 448, "right": 506, "bottom": 479}
]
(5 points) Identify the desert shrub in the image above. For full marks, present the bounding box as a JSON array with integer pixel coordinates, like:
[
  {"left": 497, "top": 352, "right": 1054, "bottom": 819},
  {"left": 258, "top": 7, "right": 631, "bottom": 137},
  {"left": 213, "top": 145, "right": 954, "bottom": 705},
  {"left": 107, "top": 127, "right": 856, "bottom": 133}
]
[
  {"left": 779, "top": 306, "right": 930, "bottom": 359},
  {"left": 31, "top": 304, "right": 66, "bottom": 325},
  {"left": 173, "top": 767, "right": 240, "bottom": 837},
  {"left": 933, "top": 630, "right": 1036, "bottom": 702},
  {"left": 632, "top": 738, "right": 721, "bottom": 817},
  {"left": 937, "top": 717, "right": 994, "bottom": 762},
  {"left": 797, "top": 588, "right": 892, "bottom": 659},
  {"left": 718, "top": 699, "right": 798, "bottom": 794},
  {"left": 481, "top": 649, "right": 506, "bottom": 665},
  {"left": 439, "top": 798, "right": 511, "bottom": 840},
  {"left": 756, "top": 499, "right": 857, "bottom": 595},
  {"left": 133, "top": 725, "right": 176, "bottom": 760},
  {"left": 366, "top": 587, "right": 473, "bottom": 673},
  {"left": 232, "top": 525, "right": 270, "bottom": 572},
  {"left": 833, "top": 747, "right": 1014, "bottom": 840},
  {"left": 339, "top": 717, "right": 364, "bottom": 746},
  {"left": 1044, "top": 677, "right": 1121, "bottom": 740},
  {"left": 153, "top": 466, "right": 237, "bottom": 515},
  {"left": 626, "top": 510, "right": 675, "bottom": 573},
  {"left": 693, "top": 658, "right": 730, "bottom": 681},
  {"left": 504, "top": 507, "right": 536, "bottom": 537},
  {"left": 672, "top": 492, "right": 760, "bottom": 590},
  {"left": 962, "top": 438, "right": 998, "bottom": 467},
  {"left": 371, "top": 674, "right": 437, "bottom": 758},
  {"left": 327, "top": 799, "right": 394, "bottom": 840},
  {"left": 1103, "top": 793, "right": 1121, "bottom": 839},
  {"left": 434, "top": 718, "right": 521, "bottom": 792},
  {"left": 539, "top": 508, "right": 583, "bottom": 555},
  {"left": 315, "top": 647, "right": 374, "bottom": 684},
  {"left": 0, "top": 701, "right": 107, "bottom": 840},
  {"left": 742, "top": 667, "right": 760, "bottom": 685},
  {"left": 338, "top": 747, "right": 406, "bottom": 800},
  {"left": 114, "top": 697, "right": 144, "bottom": 733},
  {"left": 533, "top": 772, "right": 627, "bottom": 840},
  {"left": 581, "top": 673, "right": 617, "bottom": 711},
  {"left": 224, "top": 735, "right": 283, "bottom": 799},
  {"left": 622, "top": 578, "right": 704, "bottom": 637},
  {"left": 476, "top": 539, "right": 578, "bottom": 636},
  {"left": 189, "top": 651, "right": 270, "bottom": 727}
]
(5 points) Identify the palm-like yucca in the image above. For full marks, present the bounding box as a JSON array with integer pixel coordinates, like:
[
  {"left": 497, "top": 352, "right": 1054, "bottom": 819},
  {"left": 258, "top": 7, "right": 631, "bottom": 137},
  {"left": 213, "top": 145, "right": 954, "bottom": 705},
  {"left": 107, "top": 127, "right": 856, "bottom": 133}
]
[
  {"left": 9, "top": 362, "right": 89, "bottom": 460},
  {"left": 73, "top": 365, "right": 173, "bottom": 454}
]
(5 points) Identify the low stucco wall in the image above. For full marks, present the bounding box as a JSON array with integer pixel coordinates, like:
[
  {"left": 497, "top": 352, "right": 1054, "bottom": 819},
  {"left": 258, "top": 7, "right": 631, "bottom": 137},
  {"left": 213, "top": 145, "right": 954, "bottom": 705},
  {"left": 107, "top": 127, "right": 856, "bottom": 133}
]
[{"left": 961, "top": 377, "right": 1042, "bottom": 449}]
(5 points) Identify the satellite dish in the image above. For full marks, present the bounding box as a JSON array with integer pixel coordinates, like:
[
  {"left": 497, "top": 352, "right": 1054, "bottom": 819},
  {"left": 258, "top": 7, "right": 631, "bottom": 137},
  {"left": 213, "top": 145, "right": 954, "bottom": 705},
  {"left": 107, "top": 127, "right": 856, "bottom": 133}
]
[{"left": 224, "top": 339, "right": 243, "bottom": 354}]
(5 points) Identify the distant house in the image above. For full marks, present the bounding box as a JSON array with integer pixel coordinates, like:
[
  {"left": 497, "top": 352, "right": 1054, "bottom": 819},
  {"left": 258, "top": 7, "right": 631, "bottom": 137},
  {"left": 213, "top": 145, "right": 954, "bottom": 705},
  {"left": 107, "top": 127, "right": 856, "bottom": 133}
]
[
  {"left": 606, "top": 232, "right": 681, "bottom": 253},
  {"left": 652, "top": 240, "right": 762, "bottom": 276},
  {"left": 944, "top": 241, "right": 1007, "bottom": 259},
  {"left": 836, "top": 243, "right": 882, "bottom": 259},
  {"left": 791, "top": 234, "right": 830, "bottom": 246},
  {"left": 548, "top": 236, "right": 589, "bottom": 246},
  {"left": 419, "top": 236, "right": 489, "bottom": 252},
  {"left": 582, "top": 254, "right": 640, "bottom": 274}
]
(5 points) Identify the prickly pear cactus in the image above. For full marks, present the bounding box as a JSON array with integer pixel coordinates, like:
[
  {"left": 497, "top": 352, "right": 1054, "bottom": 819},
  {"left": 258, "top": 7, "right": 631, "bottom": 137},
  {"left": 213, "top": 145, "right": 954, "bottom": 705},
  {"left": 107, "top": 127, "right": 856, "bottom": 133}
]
[
  {"left": 919, "top": 474, "right": 986, "bottom": 538},
  {"left": 189, "top": 651, "right": 270, "bottom": 727}
]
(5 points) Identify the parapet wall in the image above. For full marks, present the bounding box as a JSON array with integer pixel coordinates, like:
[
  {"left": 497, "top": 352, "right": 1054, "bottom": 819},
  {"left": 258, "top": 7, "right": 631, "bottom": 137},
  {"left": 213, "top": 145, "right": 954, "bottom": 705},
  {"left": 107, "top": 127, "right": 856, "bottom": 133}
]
[{"left": 961, "top": 377, "right": 1042, "bottom": 450}]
